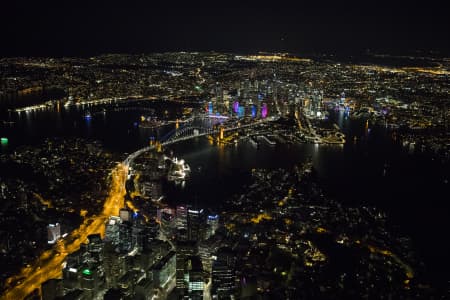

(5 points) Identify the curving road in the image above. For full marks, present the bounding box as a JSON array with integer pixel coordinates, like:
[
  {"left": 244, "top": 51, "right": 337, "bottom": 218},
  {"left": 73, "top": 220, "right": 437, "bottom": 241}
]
[
  {"left": 1, "top": 116, "right": 273, "bottom": 299},
  {"left": 1, "top": 163, "right": 128, "bottom": 300}
]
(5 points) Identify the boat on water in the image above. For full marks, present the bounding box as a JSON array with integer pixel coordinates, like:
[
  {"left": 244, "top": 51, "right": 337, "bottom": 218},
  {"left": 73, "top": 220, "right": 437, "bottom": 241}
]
[{"left": 84, "top": 111, "right": 92, "bottom": 120}]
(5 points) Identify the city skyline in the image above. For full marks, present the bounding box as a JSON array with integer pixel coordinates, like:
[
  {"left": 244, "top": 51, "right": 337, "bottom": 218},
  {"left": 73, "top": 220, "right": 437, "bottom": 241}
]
[{"left": 0, "top": 2, "right": 449, "bottom": 295}]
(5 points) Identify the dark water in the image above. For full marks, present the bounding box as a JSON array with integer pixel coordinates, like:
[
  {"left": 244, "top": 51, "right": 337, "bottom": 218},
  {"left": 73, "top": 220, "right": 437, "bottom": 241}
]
[{"left": 1, "top": 103, "right": 449, "bottom": 286}]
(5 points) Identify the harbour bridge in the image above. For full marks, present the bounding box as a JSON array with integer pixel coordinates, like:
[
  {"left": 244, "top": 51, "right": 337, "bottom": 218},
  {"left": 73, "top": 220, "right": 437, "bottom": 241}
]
[{"left": 124, "top": 115, "right": 273, "bottom": 166}]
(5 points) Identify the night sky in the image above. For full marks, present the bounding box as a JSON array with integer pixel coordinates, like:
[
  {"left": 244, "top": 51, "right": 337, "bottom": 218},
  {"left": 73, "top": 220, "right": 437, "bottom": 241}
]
[{"left": 1, "top": 1, "right": 449, "bottom": 57}]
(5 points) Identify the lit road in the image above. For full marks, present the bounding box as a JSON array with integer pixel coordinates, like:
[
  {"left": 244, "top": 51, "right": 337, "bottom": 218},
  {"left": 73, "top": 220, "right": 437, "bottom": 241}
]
[
  {"left": 1, "top": 163, "right": 128, "bottom": 300},
  {"left": 2, "top": 117, "right": 272, "bottom": 299}
]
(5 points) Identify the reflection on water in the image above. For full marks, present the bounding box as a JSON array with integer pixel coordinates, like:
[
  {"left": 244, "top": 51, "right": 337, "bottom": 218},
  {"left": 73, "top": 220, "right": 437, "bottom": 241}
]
[{"left": 1, "top": 102, "right": 449, "bottom": 281}]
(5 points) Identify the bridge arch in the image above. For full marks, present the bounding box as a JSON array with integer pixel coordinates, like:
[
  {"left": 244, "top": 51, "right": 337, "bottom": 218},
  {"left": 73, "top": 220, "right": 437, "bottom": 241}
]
[{"left": 162, "top": 125, "right": 216, "bottom": 144}]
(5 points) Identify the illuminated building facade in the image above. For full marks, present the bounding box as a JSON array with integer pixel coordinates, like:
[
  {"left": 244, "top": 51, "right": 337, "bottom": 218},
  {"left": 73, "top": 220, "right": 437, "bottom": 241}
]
[
  {"left": 150, "top": 250, "right": 176, "bottom": 288},
  {"left": 212, "top": 247, "right": 236, "bottom": 299},
  {"left": 47, "top": 223, "right": 61, "bottom": 244},
  {"left": 176, "top": 205, "right": 188, "bottom": 230},
  {"left": 186, "top": 256, "right": 204, "bottom": 299},
  {"left": 188, "top": 208, "right": 205, "bottom": 242},
  {"left": 119, "top": 208, "right": 133, "bottom": 222},
  {"left": 104, "top": 216, "right": 121, "bottom": 245},
  {"left": 206, "top": 214, "right": 219, "bottom": 239},
  {"left": 176, "top": 240, "right": 197, "bottom": 295},
  {"left": 87, "top": 234, "right": 103, "bottom": 263},
  {"left": 119, "top": 221, "right": 133, "bottom": 252}
]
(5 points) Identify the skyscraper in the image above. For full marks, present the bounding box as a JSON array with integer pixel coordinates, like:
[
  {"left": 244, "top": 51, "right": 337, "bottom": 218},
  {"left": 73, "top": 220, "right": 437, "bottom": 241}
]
[
  {"left": 176, "top": 205, "right": 189, "bottom": 241},
  {"left": 104, "top": 216, "right": 121, "bottom": 245},
  {"left": 186, "top": 255, "right": 204, "bottom": 300},
  {"left": 212, "top": 247, "right": 236, "bottom": 299},
  {"left": 87, "top": 234, "right": 103, "bottom": 263},
  {"left": 176, "top": 205, "right": 188, "bottom": 231},
  {"left": 188, "top": 208, "right": 205, "bottom": 242},
  {"left": 176, "top": 240, "right": 197, "bottom": 296},
  {"left": 206, "top": 214, "right": 219, "bottom": 239},
  {"left": 150, "top": 250, "right": 176, "bottom": 288},
  {"left": 119, "top": 221, "right": 133, "bottom": 253}
]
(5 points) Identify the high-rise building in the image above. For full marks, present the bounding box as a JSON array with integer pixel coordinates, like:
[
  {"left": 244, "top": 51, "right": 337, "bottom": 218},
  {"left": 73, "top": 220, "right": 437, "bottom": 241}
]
[
  {"left": 206, "top": 214, "right": 219, "bottom": 239},
  {"left": 119, "top": 221, "right": 133, "bottom": 253},
  {"left": 188, "top": 209, "right": 205, "bottom": 242},
  {"left": 176, "top": 205, "right": 188, "bottom": 230},
  {"left": 63, "top": 264, "right": 80, "bottom": 291},
  {"left": 79, "top": 265, "right": 104, "bottom": 295},
  {"left": 87, "top": 234, "right": 103, "bottom": 263},
  {"left": 117, "top": 270, "right": 144, "bottom": 298},
  {"left": 103, "top": 242, "right": 126, "bottom": 289},
  {"left": 198, "top": 241, "right": 214, "bottom": 274},
  {"left": 140, "top": 180, "right": 162, "bottom": 200},
  {"left": 212, "top": 247, "right": 236, "bottom": 299},
  {"left": 47, "top": 223, "right": 61, "bottom": 244},
  {"left": 186, "top": 256, "right": 204, "bottom": 300},
  {"left": 161, "top": 210, "right": 176, "bottom": 236},
  {"left": 311, "top": 90, "right": 323, "bottom": 117},
  {"left": 142, "top": 219, "right": 159, "bottom": 251},
  {"left": 150, "top": 250, "right": 176, "bottom": 288},
  {"left": 41, "top": 278, "right": 63, "bottom": 300},
  {"left": 105, "top": 216, "right": 121, "bottom": 245},
  {"left": 134, "top": 278, "right": 153, "bottom": 300},
  {"left": 119, "top": 208, "right": 133, "bottom": 222},
  {"left": 176, "top": 240, "right": 197, "bottom": 295},
  {"left": 176, "top": 205, "right": 189, "bottom": 241}
]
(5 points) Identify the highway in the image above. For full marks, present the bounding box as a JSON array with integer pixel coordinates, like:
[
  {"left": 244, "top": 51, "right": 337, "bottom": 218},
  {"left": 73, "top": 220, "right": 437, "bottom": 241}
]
[
  {"left": 1, "top": 163, "right": 128, "bottom": 300},
  {"left": 1, "top": 116, "right": 272, "bottom": 299}
]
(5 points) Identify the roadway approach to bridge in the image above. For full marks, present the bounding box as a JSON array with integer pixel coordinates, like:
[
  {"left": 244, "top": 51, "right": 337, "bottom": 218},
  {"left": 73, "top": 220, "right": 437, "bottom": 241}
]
[{"left": 124, "top": 115, "right": 276, "bottom": 167}]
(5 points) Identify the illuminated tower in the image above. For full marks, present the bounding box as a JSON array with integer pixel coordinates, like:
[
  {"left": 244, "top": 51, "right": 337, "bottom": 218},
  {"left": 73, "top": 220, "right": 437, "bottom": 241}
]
[
  {"left": 261, "top": 103, "right": 268, "bottom": 118},
  {"left": 233, "top": 101, "right": 239, "bottom": 115},
  {"left": 251, "top": 105, "right": 257, "bottom": 118},
  {"left": 175, "top": 119, "right": 179, "bottom": 129},
  {"left": 208, "top": 101, "right": 213, "bottom": 114},
  {"left": 155, "top": 141, "right": 162, "bottom": 153},
  {"left": 219, "top": 126, "right": 224, "bottom": 140}
]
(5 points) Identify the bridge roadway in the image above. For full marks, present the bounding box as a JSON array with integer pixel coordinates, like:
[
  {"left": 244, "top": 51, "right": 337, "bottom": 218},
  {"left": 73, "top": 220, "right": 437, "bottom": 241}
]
[
  {"left": 125, "top": 118, "right": 273, "bottom": 166},
  {"left": 0, "top": 118, "right": 271, "bottom": 299}
]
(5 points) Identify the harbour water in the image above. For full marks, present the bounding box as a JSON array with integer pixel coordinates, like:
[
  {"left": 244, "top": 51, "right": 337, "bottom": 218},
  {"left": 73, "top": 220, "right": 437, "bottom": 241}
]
[{"left": 0, "top": 102, "right": 449, "bottom": 286}]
